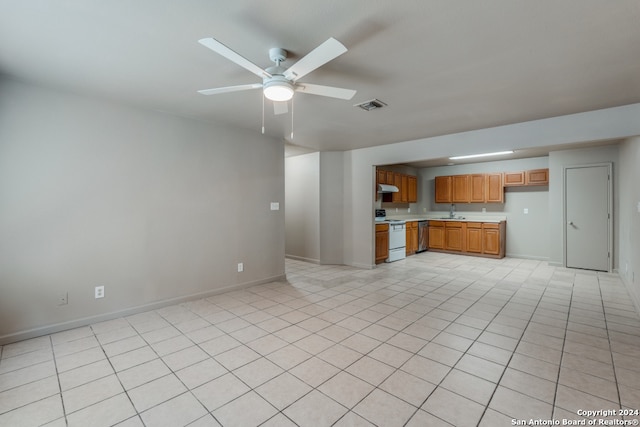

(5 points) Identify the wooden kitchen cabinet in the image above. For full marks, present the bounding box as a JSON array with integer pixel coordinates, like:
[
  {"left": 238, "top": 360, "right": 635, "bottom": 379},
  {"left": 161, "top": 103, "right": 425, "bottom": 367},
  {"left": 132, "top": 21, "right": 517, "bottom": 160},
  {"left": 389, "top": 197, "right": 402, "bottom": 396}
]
[
  {"left": 435, "top": 173, "right": 504, "bottom": 204},
  {"left": 466, "top": 222, "right": 483, "bottom": 253},
  {"left": 377, "top": 168, "right": 419, "bottom": 204},
  {"left": 406, "top": 221, "right": 418, "bottom": 255},
  {"left": 428, "top": 221, "right": 445, "bottom": 250},
  {"left": 435, "top": 176, "right": 452, "bottom": 203},
  {"left": 428, "top": 220, "right": 506, "bottom": 258},
  {"left": 375, "top": 223, "right": 389, "bottom": 264},
  {"left": 485, "top": 173, "right": 504, "bottom": 203},
  {"left": 407, "top": 175, "right": 418, "bottom": 203},
  {"left": 392, "top": 173, "right": 403, "bottom": 203},
  {"left": 377, "top": 169, "right": 387, "bottom": 185},
  {"left": 401, "top": 174, "right": 409, "bottom": 203},
  {"left": 504, "top": 171, "right": 525, "bottom": 186},
  {"left": 452, "top": 175, "right": 470, "bottom": 203},
  {"left": 504, "top": 169, "right": 549, "bottom": 187},
  {"left": 526, "top": 168, "right": 549, "bottom": 185},
  {"left": 482, "top": 223, "right": 502, "bottom": 256},
  {"left": 444, "top": 221, "right": 464, "bottom": 251},
  {"left": 470, "top": 174, "right": 485, "bottom": 203}
]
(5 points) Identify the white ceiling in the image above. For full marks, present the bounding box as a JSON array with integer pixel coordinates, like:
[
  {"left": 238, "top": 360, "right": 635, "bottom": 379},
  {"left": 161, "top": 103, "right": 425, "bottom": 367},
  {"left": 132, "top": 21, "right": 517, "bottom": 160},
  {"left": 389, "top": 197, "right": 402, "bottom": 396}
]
[{"left": 1, "top": 1, "right": 639, "bottom": 159}]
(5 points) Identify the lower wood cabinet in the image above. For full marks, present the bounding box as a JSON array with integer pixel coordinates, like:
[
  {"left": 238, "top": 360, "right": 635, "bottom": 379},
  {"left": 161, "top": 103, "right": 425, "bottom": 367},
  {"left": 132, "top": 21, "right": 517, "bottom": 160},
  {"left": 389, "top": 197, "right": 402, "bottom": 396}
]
[
  {"left": 482, "top": 223, "right": 501, "bottom": 255},
  {"left": 406, "top": 221, "right": 418, "bottom": 255},
  {"left": 444, "top": 222, "right": 463, "bottom": 251},
  {"left": 466, "top": 222, "right": 483, "bottom": 253},
  {"left": 375, "top": 223, "right": 389, "bottom": 264},
  {"left": 428, "top": 220, "right": 506, "bottom": 258},
  {"left": 428, "top": 221, "right": 445, "bottom": 250}
]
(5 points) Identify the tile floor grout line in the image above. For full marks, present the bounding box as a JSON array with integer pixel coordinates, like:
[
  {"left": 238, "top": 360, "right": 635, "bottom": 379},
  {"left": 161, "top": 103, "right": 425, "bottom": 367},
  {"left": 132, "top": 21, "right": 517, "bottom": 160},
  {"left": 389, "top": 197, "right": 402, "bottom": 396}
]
[
  {"left": 48, "top": 334, "right": 69, "bottom": 427},
  {"left": 596, "top": 272, "right": 624, "bottom": 410},
  {"left": 550, "top": 271, "right": 575, "bottom": 419}
]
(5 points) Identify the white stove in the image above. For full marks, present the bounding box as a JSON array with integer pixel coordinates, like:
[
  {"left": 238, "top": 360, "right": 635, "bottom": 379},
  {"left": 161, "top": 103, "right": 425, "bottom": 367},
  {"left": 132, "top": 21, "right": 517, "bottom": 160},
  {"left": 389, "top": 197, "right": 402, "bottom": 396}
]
[{"left": 386, "top": 219, "right": 406, "bottom": 262}]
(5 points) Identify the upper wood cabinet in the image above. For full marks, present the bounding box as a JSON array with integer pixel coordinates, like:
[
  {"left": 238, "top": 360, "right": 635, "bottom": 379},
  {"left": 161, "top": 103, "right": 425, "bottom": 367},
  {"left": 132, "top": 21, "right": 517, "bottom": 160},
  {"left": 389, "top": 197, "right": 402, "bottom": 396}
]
[
  {"left": 435, "top": 176, "right": 452, "bottom": 203},
  {"left": 376, "top": 168, "right": 419, "bottom": 204},
  {"left": 407, "top": 175, "right": 418, "bottom": 203},
  {"left": 392, "top": 173, "right": 403, "bottom": 203},
  {"left": 526, "top": 169, "right": 549, "bottom": 186},
  {"left": 435, "top": 173, "right": 504, "bottom": 204},
  {"left": 503, "top": 171, "right": 525, "bottom": 186},
  {"left": 452, "top": 175, "right": 470, "bottom": 203},
  {"left": 504, "top": 168, "right": 549, "bottom": 187},
  {"left": 470, "top": 174, "right": 486, "bottom": 203},
  {"left": 485, "top": 173, "right": 504, "bottom": 203}
]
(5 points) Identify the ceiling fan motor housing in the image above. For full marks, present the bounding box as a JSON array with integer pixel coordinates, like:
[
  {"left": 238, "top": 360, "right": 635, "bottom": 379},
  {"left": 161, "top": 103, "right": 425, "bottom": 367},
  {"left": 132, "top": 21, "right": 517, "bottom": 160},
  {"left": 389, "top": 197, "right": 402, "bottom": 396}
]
[{"left": 269, "top": 48, "right": 287, "bottom": 65}]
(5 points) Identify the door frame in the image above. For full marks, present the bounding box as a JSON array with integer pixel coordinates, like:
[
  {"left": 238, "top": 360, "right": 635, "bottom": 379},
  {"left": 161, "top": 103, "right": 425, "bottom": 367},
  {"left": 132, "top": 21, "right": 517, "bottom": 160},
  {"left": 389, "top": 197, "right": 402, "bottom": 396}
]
[{"left": 563, "top": 162, "right": 613, "bottom": 272}]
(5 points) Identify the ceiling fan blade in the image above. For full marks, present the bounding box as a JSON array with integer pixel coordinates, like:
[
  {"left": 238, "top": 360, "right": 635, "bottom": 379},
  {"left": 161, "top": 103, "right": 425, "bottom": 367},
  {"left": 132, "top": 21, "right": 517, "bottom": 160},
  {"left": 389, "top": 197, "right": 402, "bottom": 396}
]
[
  {"left": 198, "top": 83, "right": 262, "bottom": 95},
  {"left": 283, "top": 37, "right": 347, "bottom": 82},
  {"left": 273, "top": 101, "right": 288, "bottom": 115},
  {"left": 198, "top": 38, "right": 272, "bottom": 79},
  {"left": 295, "top": 83, "right": 356, "bottom": 100}
]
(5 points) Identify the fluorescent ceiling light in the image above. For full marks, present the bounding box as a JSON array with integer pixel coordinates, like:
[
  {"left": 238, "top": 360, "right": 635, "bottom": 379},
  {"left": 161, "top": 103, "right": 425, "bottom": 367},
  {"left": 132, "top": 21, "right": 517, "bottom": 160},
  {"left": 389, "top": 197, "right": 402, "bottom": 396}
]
[{"left": 449, "top": 150, "right": 514, "bottom": 160}]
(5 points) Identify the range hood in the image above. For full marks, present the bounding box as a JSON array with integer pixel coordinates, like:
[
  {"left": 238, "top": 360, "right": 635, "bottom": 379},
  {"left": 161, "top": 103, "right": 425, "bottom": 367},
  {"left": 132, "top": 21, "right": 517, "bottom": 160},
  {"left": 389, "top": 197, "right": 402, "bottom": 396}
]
[{"left": 377, "top": 184, "right": 399, "bottom": 193}]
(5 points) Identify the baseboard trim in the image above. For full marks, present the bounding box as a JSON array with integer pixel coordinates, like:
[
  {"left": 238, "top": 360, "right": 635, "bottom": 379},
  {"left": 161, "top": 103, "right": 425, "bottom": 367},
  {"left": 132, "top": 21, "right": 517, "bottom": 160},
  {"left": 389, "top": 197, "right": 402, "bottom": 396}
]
[
  {"left": 285, "top": 254, "right": 320, "bottom": 264},
  {"left": 505, "top": 253, "right": 550, "bottom": 262},
  {"left": 0, "top": 274, "right": 286, "bottom": 346}
]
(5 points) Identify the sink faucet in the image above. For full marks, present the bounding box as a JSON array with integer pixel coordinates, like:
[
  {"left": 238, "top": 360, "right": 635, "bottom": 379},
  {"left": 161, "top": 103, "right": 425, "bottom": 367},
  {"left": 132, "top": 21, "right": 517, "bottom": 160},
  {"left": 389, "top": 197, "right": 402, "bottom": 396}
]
[{"left": 449, "top": 204, "right": 456, "bottom": 219}]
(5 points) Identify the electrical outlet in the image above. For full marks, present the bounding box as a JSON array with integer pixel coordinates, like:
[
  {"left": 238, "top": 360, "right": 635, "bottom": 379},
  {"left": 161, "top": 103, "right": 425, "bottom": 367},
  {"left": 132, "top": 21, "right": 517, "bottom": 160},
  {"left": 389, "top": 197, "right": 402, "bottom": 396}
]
[
  {"left": 58, "top": 292, "right": 68, "bottom": 306},
  {"left": 95, "top": 286, "right": 104, "bottom": 299},
  {"left": 482, "top": 208, "right": 486, "bottom": 213},
  {"left": 270, "top": 202, "right": 279, "bottom": 211},
  {"left": 237, "top": 263, "right": 244, "bottom": 272}
]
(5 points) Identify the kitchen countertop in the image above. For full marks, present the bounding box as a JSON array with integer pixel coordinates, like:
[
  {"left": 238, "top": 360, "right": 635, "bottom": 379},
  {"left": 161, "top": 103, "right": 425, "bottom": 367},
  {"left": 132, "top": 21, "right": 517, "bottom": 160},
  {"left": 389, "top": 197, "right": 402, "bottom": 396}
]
[{"left": 384, "top": 215, "right": 507, "bottom": 223}]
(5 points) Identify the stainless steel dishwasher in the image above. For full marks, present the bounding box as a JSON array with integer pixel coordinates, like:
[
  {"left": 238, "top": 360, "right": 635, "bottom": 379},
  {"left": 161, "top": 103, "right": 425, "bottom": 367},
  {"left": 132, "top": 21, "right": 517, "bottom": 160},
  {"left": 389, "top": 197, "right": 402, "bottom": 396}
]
[{"left": 417, "top": 221, "right": 429, "bottom": 252}]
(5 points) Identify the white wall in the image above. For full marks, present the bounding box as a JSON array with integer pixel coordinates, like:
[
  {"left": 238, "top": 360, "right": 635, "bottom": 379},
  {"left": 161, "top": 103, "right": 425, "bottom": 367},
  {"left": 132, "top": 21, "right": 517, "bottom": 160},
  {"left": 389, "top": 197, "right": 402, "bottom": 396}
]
[
  {"left": 419, "top": 157, "right": 550, "bottom": 260},
  {"left": 343, "top": 103, "right": 640, "bottom": 268},
  {"left": 285, "top": 152, "right": 320, "bottom": 263},
  {"left": 617, "top": 137, "right": 640, "bottom": 312},
  {"left": 0, "top": 78, "right": 285, "bottom": 343}
]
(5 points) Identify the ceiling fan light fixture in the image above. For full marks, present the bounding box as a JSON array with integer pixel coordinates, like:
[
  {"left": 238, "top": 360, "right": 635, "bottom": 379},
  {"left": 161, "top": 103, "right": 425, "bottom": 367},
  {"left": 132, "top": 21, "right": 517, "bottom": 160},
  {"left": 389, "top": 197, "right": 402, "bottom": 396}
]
[{"left": 263, "top": 79, "right": 294, "bottom": 101}]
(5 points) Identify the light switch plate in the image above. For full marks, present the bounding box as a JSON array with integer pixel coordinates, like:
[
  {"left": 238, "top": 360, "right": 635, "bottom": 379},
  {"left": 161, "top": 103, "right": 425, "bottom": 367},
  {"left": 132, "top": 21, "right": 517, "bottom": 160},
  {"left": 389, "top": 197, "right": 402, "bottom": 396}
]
[
  {"left": 270, "top": 202, "right": 279, "bottom": 211},
  {"left": 523, "top": 208, "right": 529, "bottom": 214}
]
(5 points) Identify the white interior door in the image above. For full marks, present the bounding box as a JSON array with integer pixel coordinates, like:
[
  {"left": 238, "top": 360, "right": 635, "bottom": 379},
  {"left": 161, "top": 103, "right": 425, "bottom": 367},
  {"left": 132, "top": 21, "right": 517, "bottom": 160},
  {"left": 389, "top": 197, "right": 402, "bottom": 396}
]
[{"left": 565, "top": 164, "right": 611, "bottom": 271}]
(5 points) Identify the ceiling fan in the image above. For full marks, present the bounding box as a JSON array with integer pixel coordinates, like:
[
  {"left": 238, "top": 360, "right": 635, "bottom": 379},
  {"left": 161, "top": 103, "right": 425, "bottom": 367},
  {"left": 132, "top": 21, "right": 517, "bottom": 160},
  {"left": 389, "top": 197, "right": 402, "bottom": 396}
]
[{"left": 197, "top": 37, "right": 357, "bottom": 115}]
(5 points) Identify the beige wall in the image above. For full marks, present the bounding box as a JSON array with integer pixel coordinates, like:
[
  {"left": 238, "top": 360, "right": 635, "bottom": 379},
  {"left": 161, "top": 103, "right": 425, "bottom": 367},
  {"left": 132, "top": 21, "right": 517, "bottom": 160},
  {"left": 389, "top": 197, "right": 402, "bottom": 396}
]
[
  {"left": 547, "top": 145, "right": 620, "bottom": 268},
  {"left": 618, "top": 137, "right": 640, "bottom": 312},
  {"left": 285, "top": 152, "right": 320, "bottom": 263},
  {"left": 0, "top": 78, "right": 285, "bottom": 343},
  {"left": 285, "top": 151, "right": 344, "bottom": 264}
]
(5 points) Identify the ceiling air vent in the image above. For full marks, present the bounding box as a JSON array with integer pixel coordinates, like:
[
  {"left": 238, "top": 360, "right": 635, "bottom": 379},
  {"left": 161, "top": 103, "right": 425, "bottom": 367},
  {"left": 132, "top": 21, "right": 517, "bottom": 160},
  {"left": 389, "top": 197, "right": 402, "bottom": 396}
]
[{"left": 354, "top": 98, "right": 387, "bottom": 111}]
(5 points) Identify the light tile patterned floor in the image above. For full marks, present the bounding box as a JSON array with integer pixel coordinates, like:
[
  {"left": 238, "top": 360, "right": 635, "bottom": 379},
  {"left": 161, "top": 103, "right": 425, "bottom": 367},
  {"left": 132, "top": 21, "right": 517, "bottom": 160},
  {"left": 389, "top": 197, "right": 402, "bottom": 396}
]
[{"left": 1, "top": 252, "right": 640, "bottom": 426}]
